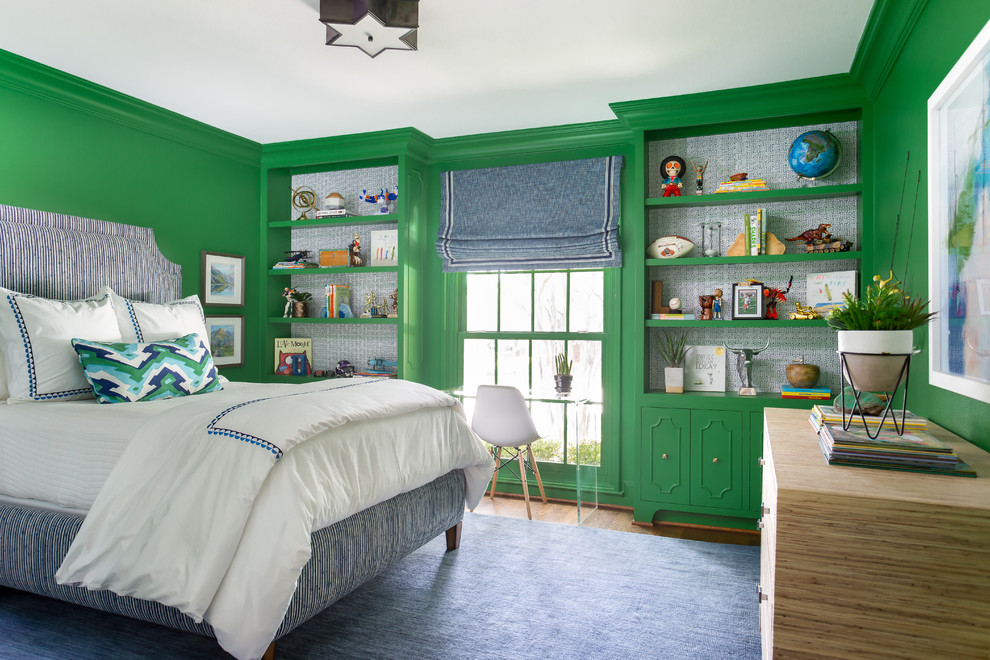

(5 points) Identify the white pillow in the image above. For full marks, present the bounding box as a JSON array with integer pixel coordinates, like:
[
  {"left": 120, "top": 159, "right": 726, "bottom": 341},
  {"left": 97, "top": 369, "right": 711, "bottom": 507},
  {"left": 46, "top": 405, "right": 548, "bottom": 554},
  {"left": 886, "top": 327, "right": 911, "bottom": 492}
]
[
  {"left": 0, "top": 287, "right": 122, "bottom": 402},
  {"left": 109, "top": 289, "right": 209, "bottom": 344}
]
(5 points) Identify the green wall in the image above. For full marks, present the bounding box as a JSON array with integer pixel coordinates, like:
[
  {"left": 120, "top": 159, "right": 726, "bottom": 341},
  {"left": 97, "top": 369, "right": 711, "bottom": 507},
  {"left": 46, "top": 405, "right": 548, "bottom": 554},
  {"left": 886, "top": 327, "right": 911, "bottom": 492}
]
[
  {"left": 0, "top": 49, "right": 263, "bottom": 380},
  {"left": 869, "top": 0, "right": 990, "bottom": 450}
]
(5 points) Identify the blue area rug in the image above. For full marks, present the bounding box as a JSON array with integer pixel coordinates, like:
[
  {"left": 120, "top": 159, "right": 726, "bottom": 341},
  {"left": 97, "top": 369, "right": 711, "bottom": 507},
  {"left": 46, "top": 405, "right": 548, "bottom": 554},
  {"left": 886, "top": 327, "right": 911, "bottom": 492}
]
[{"left": 0, "top": 513, "right": 760, "bottom": 659}]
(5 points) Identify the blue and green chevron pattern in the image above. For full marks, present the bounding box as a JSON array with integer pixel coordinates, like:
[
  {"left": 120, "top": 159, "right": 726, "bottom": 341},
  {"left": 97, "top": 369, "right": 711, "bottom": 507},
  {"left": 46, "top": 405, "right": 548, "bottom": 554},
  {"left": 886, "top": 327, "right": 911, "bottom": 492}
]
[{"left": 71, "top": 333, "right": 223, "bottom": 404}]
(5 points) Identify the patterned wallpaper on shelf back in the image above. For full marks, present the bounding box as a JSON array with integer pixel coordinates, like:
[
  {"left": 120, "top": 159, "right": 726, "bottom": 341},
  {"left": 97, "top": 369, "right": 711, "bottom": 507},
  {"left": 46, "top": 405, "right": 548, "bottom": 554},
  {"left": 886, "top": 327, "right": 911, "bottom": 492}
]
[
  {"left": 647, "top": 120, "right": 859, "bottom": 197},
  {"left": 291, "top": 166, "right": 399, "bottom": 219}
]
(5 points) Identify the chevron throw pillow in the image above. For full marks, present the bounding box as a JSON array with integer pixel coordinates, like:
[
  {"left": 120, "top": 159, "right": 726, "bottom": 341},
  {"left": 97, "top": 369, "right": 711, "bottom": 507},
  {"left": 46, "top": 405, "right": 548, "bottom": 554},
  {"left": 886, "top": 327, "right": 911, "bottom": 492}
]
[{"left": 71, "top": 333, "right": 223, "bottom": 404}]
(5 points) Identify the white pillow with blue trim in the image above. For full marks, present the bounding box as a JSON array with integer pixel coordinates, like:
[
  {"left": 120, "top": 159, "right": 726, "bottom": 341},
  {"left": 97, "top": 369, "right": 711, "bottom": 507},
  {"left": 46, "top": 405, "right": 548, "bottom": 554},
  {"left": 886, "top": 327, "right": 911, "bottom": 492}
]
[
  {"left": 108, "top": 289, "right": 208, "bottom": 344},
  {"left": 71, "top": 333, "right": 223, "bottom": 404},
  {"left": 0, "top": 287, "right": 121, "bottom": 403}
]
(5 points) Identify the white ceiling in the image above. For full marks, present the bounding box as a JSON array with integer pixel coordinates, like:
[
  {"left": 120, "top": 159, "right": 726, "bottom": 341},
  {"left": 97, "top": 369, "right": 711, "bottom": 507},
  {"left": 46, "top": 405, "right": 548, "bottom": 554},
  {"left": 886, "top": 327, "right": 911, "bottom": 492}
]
[{"left": 0, "top": 0, "right": 875, "bottom": 144}]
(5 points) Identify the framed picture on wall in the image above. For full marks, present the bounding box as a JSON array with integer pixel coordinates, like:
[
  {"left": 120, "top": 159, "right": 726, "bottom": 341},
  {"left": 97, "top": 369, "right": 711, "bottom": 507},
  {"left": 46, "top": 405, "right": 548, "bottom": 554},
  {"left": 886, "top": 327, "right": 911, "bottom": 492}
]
[
  {"left": 731, "top": 282, "right": 763, "bottom": 320},
  {"left": 201, "top": 251, "right": 245, "bottom": 307},
  {"left": 927, "top": 17, "right": 990, "bottom": 404},
  {"left": 205, "top": 315, "right": 244, "bottom": 367}
]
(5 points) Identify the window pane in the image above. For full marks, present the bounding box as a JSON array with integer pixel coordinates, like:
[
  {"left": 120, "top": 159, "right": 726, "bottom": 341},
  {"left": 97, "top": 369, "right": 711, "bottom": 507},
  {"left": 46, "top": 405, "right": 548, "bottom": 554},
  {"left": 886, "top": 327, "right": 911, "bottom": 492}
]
[
  {"left": 463, "top": 338, "right": 495, "bottom": 393},
  {"left": 569, "top": 339, "right": 602, "bottom": 401},
  {"left": 496, "top": 339, "right": 529, "bottom": 391},
  {"left": 466, "top": 273, "right": 498, "bottom": 332},
  {"left": 575, "top": 403, "right": 602, "bottom": 467},
  {"left": 532, "top": 339, "right": 565, "bottom": 397},
  {"left": 499, "top": 273, "right": 532, "bottom": 332},
  {"left": 534, "top": 272, "right": 567, "bottom": 332},
  {"left": 530, "top": 401, "right": 565, "bottom": 464},
  {"left": 569, "top": 271, "right": 604, "bottom": 332}
]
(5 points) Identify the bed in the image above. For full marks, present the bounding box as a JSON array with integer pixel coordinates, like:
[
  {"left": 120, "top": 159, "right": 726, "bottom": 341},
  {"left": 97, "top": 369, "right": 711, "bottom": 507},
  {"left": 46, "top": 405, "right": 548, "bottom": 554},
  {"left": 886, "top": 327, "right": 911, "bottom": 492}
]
[{"left": 0, "top": 204, "right": 494, "bottom": 660}]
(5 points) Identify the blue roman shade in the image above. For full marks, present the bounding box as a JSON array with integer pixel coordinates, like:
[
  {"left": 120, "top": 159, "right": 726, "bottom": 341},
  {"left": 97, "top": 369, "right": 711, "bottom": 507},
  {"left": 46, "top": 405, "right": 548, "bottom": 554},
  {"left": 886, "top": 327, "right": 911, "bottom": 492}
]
[{"left": 436, "top": 156, "right": 623, "bottom": 272}]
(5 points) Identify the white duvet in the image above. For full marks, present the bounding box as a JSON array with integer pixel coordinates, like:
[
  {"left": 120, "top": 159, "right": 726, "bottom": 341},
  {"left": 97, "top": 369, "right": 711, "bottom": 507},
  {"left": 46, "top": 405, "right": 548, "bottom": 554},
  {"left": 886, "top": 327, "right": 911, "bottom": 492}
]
[{"left": 52, "top": 378, "right": 494, "bottom": 660}]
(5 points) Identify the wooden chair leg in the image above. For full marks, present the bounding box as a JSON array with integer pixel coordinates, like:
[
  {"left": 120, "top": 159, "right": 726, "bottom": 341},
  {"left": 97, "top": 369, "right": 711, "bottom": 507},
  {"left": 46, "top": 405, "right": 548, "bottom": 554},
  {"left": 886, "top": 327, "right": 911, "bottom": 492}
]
[
  {"left": 527, "top": 444, "right": 548, "bottom": 504},
  {"left": 262, "top": 641, "right": 276, "bottom": 660},
  {"left": 516, "top": 447, "right": 532, "bottom": 519},
  {"left": 489, "top": 446, "right": 503, "bottom": 499},
  {"left": 445, "top": 521, "right": 462, "bottom": 551}
]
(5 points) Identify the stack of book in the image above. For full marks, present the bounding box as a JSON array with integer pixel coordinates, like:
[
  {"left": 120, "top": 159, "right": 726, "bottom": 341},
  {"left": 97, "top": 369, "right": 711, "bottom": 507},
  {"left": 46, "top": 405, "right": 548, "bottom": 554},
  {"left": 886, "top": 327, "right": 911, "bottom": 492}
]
[
  {"left": 742, "top": 208, "right": 769, "bottom": 255},
  {"left": 781, "top": 385, "right": 830, "bottom": 400},
  {"left": 272, "top": 261, "right": 318, "bottom": 269},
  {"left": 808, "top": 407, "right": 976, "bottom": 477},
  {"left": 649, "top": 312, "right": 695, "bottom": 320},
  {"left": 714, "top": 178, "right": 769, "bottom": 193},
  {"left": 812, "top": 404, "right": 927, "bottom": 430}
]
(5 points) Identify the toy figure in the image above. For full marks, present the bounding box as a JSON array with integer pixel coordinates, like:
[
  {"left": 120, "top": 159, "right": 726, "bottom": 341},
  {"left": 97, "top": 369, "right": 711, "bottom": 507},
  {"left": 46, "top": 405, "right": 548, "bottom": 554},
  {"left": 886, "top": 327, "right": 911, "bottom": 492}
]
[
  {"left": 763, "top": 276, "right": 793, "bottom": 320},
  {"left": 690, "top": 159, "right": 708, "bottom": 195},
  {"left": 789, "top": 302, "right": 823, "bottom": 320},
  {"left": 785, "top": 223, "right": 832, "bottom": 244},
  {"left": 349, "top": 233, "right": 363, "bottom": 267},
  {"left": 699, "top": 294, "right": 714, "bottom": 320},
  {"left": 282, "top": 287, "right": 296, "bottom": 318},
  {"left": 712, "top": 288, "right": 723, "bottom": 319},
  {"left": 389, "top": 288, "right": 399, "bottom": 317},
  {"left": 660, "top": 156, "right": 686, "bottom": 197}
]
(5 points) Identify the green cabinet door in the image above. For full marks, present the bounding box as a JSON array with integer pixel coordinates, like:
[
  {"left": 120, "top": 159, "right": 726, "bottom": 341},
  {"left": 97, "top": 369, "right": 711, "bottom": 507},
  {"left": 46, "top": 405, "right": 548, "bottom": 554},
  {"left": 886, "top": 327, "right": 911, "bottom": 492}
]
[
  {"left": 641, "top": 407, "right": 690, "bottom": 505},
  {"left": 689, "top": 409, "right": 743, "bottom": 510}
]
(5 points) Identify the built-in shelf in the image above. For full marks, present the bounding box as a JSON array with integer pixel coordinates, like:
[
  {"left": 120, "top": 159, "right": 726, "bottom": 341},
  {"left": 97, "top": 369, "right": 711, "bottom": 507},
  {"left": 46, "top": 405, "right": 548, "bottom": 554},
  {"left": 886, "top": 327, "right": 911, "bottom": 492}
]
[
  {"left": 645, "top": 319, "right": 829, "bottom": 328},
  {"left": 645, "top": 184, "right": 862, "bottom": 208},
  {"left": 269, "top": 266, "right": 398, "bottom": 276},
  {"left": 645, "top": 251, "right": 862, "bottom": 267},
  {"left": 268, "top": 213, "right": 398, "bottom": 229},
  {"left": 268, "top": 317, "right": 398, "bottom": 325}
]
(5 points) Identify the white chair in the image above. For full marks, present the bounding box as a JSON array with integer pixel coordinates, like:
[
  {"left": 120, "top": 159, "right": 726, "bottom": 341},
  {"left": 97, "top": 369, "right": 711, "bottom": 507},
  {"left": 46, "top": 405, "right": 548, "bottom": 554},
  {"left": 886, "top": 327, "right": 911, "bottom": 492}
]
[{"left": 471, "top": 385, "right": 548, "bottom": 519}]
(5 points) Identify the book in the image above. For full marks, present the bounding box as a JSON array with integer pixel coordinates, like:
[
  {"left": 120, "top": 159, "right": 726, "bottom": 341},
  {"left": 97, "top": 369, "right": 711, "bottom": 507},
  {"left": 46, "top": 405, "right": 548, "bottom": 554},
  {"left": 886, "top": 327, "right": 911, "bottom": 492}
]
[
  {"left": 370, "top": 229, "right": 398, "bottom": 266},
  {"left": 272, "top": 261, "right": 318, "bottom": 269},
  {"left": 810, "top": 414, "right": 948, "bottom": 452},
  {"left": 806, "top": 270, "right": 858, "bottom": 316},
  {"left": 781, "top": 385, "right": 831, "bottom": 400},
  {"left": 812, "top": 404, "right": 927, "bottom": 429},
  {"left": 743, "top": 213, "right": 752, "bottom": 256},
  {"left": 274, "top": 337, "right": 313, "bottom": 376},
  {"left": 684, "top": 345, "right": 726, "bottom": 392},
  {"left": 751, "top": 209, "right": 762, "bottom": 256},
  {"left": 813, "top": 426, "right": 976, "bottom": 477},
  {"left": 323, "top": 284, "right": 351, "bottom": 318},
  {"left": 714, "top": 179, "right": 769, "bottom": 193},
  {"left": 759, "top": 208, "right": 767, "bottom": 255},
  {"left": 315, "top": 209, "right": 347, "bottom": 218},
  {"left": 650, "top": 313, "right": 696, "bottom": 320}
]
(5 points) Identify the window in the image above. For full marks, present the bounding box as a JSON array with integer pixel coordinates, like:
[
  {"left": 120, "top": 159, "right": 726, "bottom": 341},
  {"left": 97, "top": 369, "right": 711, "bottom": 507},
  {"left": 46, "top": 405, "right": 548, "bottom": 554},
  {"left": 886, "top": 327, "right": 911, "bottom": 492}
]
[{"left": 459, "top": 270, "right": 606, "bottom": 467}]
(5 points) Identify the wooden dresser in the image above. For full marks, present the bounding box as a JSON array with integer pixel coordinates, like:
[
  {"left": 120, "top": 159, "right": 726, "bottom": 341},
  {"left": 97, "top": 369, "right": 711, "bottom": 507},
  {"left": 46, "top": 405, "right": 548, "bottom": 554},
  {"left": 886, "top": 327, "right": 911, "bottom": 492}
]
[{"left": 760, "top": 407, "right": 990, "bottom": 659}]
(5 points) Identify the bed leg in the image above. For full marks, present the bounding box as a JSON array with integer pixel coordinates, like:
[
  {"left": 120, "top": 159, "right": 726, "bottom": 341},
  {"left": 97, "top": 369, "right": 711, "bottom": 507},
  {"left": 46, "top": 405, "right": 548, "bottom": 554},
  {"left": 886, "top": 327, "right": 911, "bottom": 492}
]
[
  {"left": 262, "top": 641, "right": 276, "bottom": 660},
  {"left": 445, "top": 521, "right": 462, "bottom": 551}
]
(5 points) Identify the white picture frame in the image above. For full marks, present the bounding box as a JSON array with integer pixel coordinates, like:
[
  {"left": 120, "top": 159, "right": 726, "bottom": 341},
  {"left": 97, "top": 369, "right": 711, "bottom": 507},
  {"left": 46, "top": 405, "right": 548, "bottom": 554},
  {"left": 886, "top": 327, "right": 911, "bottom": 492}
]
[
  {"left": 806, "top": 270, "right": 857, "bottom": 316},
  {"left": 928, "top": 17, "right": 990, "bottom": 404}
]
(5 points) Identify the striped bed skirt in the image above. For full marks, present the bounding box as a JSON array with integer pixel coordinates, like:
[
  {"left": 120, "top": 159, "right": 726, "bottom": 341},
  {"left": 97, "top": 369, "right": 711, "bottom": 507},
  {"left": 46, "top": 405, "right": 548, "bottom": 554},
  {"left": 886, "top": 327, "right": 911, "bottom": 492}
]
[{"left": 0, "top": 469, "right": 466, "bottom": 642}]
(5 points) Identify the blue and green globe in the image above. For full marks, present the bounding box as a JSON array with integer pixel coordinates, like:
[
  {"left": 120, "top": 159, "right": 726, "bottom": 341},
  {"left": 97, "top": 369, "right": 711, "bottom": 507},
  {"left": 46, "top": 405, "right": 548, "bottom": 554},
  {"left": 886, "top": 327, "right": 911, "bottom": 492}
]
[{"left": 788, "top": 129, "right": 842, "bottom": 180}]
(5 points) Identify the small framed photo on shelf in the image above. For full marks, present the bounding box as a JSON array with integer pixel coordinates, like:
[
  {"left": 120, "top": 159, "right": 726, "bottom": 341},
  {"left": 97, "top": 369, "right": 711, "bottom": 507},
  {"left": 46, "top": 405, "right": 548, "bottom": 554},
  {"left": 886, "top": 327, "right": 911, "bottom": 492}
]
[
  {"left": 201, "top": 251, "right": 245, "bottom": 307},
  {"left": 732, "top": 282, "right": 764, "bottom": 320},
  {"left": 205, "top": 315, "right": 244, "bottom": 367}
]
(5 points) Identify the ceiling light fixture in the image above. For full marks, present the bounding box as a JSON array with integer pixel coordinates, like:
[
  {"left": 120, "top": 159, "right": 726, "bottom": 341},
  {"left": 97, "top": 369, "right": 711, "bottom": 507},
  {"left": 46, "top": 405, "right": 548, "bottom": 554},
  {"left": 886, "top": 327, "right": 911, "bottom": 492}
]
[{"left": 320, "top": 0, "right": 419, "bottom": 58}]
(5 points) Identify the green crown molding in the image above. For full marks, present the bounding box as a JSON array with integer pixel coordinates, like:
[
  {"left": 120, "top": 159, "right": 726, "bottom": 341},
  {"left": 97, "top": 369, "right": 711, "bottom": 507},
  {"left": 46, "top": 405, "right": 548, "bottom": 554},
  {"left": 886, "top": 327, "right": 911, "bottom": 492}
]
[
  {"left": 0, "top": 48, "right": 260, "bottom": 166},
  {"left": 262, "top": 127, "right": 434, "bottom": 170},
  {"left": 610, "top": 74, "right": 869, "bottom": 132},
  {"left": 430, "top": 120, "right": 634, "bottom": 167},
  {"left": 849, "top": 0, "right": 927, "bottom": 102}
]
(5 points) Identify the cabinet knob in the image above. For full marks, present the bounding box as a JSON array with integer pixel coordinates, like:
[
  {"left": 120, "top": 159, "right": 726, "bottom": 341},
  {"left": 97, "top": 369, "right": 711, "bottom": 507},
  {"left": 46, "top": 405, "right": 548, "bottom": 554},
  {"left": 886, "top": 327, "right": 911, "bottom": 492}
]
[
  {"left": 762, "top": 504, "right": 771, "bottom": 516},
  {"left": 661, "top": 453, "right": 669, "bottom": 460},
  {"left": 757, "top": 519, "right": 764, "bottom": 530},
  {"left": 712, "top": 457, "right": 719, "bottom": 463},
  {"left": 758, "top": 457, "right": 766, "bottom": 467},
  {"left": 757, "top": 585, "right": 768, "bottom": 602}
]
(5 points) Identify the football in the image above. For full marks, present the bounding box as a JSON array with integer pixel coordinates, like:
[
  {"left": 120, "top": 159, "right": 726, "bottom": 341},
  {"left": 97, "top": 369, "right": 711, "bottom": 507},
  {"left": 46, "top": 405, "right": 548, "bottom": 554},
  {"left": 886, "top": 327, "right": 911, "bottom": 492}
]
[{"left": 647, "top": 235, "right": 694, "bottom": 259}]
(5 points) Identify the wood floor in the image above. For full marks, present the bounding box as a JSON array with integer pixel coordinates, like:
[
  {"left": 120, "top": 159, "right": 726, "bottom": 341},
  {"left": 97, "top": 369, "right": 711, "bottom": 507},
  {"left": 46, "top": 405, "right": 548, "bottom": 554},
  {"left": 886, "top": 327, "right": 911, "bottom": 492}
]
[{"left": 471, "top": 494, "right": 761, "bottom": 546}]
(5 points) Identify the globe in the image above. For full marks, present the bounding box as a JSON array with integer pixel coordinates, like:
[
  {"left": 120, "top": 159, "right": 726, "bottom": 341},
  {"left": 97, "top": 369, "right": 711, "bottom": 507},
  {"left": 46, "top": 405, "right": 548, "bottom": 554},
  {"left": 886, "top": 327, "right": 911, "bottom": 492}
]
[{"left": 787, "top": 130, "right": 842, "bottom": 180}]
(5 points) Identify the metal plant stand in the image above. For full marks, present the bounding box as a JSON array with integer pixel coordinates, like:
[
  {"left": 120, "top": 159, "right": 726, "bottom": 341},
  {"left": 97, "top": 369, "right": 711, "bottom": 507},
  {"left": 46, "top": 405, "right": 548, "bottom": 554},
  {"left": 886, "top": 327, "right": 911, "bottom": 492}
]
[{"left": 837, "top": 351, "right": 913, "bottom": 438}]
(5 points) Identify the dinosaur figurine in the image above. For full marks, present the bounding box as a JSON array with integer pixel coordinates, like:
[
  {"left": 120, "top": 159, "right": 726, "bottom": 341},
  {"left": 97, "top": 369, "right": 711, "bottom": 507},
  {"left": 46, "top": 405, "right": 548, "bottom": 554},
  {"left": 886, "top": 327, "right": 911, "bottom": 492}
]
[{"left": 785, "top": 223, "right": 832, "bottom": 243}]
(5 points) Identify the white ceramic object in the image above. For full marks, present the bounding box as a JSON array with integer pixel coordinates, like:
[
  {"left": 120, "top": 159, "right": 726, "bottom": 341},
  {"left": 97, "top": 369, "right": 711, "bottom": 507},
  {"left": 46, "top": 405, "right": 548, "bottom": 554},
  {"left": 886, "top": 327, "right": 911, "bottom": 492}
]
[
  {"left": 647, "top": 235, "right": 694, "bottom": 259},
  {"left": 837, "top": 330, "right": 913, "bottom": 355},
  {"left": 665, "top": 367, "right": 684, "bottom": 394},
  {"left": 838, "top": 330, "right": 915, "bottom": 392}
]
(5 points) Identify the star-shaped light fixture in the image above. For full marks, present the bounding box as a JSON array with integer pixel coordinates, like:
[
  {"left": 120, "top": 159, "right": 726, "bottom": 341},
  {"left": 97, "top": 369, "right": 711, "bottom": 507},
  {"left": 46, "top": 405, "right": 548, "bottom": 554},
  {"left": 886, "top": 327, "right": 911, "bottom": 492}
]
[{"left": 320, "top": 0, "right": 419, "bottom": 58}]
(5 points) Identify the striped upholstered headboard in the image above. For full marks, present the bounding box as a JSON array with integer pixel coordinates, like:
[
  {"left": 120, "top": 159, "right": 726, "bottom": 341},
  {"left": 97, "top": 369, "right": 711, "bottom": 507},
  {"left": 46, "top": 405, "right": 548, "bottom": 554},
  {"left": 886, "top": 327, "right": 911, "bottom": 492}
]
[{"left": 0, "top": 204, "right": 180, "bottom": 303}]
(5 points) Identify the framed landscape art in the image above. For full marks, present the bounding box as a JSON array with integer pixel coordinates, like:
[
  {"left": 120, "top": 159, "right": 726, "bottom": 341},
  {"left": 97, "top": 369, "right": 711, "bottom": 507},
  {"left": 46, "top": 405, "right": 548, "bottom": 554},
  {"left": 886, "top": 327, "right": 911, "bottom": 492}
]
[
  {"left": 201, "top": 251, "right": 245, "bottom": 307},
  {"left": 205, "top": 315, "right": 244, "bottom": 368},
  {"left": 928, "top": 18, "right": 990, "bottom": 404}
]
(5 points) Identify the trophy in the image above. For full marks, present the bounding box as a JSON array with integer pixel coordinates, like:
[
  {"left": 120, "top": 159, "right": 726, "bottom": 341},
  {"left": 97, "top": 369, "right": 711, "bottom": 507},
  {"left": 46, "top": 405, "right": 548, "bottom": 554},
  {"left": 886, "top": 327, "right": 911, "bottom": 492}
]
[{"left": 723, "top": 339, "right": 770, "bottom": 395}]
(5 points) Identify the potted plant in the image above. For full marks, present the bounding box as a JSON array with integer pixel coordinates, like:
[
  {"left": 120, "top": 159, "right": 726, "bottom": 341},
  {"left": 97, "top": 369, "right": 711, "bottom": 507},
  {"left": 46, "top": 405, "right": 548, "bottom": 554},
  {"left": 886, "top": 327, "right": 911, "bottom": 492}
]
[
  {"left": 554, "top": 352, "right": 573, "bottom": 394},
  {"left": 656, "top": 330, "right": 692, "bottom": 394},
  {"left": 289, "top": 290, "right": 313, "bottom": 318},
  {"left": 826, "top": 271, "right": 936, "bottom": 392}
]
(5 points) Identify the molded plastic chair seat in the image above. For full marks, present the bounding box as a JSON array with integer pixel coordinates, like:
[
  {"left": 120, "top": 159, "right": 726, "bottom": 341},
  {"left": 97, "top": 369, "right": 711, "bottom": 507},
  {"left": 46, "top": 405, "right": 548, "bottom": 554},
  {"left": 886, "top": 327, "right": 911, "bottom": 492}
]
[{"left": 471, "top": 385, "right": 548, "bottom": 519}]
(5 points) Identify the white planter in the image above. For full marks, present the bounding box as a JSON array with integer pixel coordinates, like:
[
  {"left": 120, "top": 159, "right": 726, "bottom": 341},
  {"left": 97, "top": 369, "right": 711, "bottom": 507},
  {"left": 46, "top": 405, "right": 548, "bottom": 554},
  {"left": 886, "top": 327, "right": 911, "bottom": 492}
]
[
  {"left": 665, "top": 367, "right": 684, "bottom": 394},
  {"left": 837, "top": 330, "right": 915, "bottom": 393},
  {"left": 837, "top": 330, "right": 913, "bottom": 355}
]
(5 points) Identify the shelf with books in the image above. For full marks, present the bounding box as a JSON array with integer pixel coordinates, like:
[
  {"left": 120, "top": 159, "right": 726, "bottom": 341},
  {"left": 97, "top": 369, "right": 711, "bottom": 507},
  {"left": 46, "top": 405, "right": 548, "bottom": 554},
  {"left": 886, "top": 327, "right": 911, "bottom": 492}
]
[
  {"left": 646, "top": 250, "right": 862, "bottom": 267},
  {"left": 645, "top": 319, "right": 829, "bottom": 329}
]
